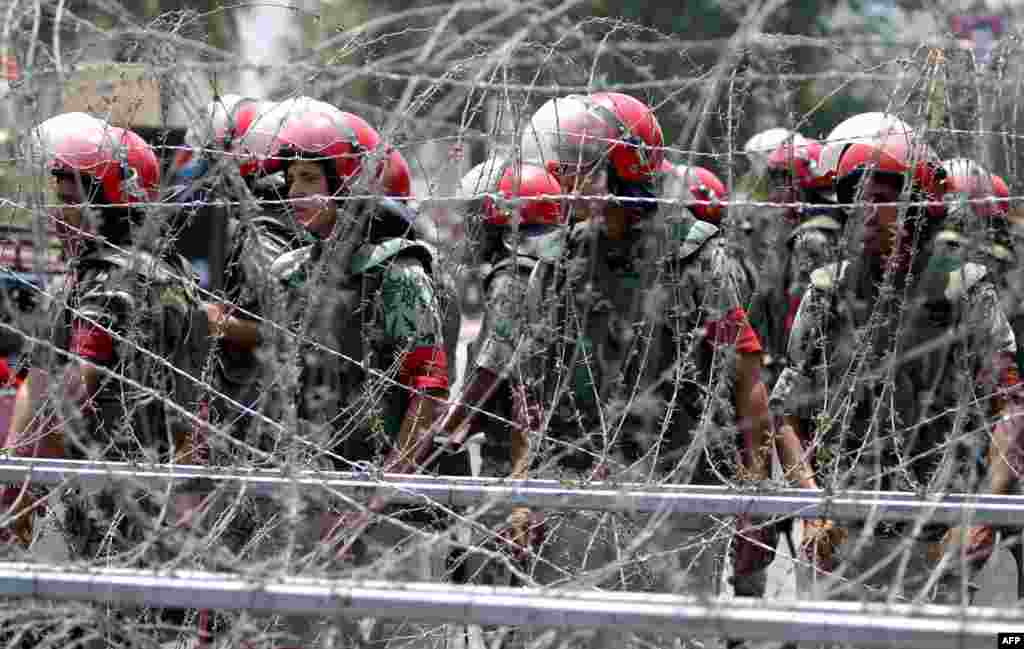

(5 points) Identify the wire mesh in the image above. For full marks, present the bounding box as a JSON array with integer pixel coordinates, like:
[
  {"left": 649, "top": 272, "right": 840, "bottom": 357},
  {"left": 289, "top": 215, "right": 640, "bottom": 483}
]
[{"left": 0, "top": 1, "right": 1021, "bottom": 648}]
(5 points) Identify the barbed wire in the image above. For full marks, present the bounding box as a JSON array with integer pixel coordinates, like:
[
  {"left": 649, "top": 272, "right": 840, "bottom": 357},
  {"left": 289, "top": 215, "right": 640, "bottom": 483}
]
[{"left": 2, "top": 0, "right": 1024, "bottom": 647}]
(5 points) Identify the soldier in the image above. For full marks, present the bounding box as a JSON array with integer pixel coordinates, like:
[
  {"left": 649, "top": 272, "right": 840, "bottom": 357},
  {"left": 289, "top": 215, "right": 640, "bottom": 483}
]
[
  {"left": 0, "top": 113, "right": 207, "bottom": 645},
  {"left": 770, "top": 131, "right": 1024, "bottom": 618},
  {"left": 439, "top": 162, "right": 564, "bottom": 591},
  {"left": 518, "top": 92, "right": 774, "bottom": 649},
  {"left": 749, "top": 134, "right": 842, "bottom": 387},
  {"left": 659, "top": 160, "right": 756, "bottom": 305},
  {"left": 166, "top": 96, "right": 302, "bottom": 463},
  {"left": 260, "top": 106, "right": 462, "bottom": 648},
  {"left": 941, "top": 160, "right": 1024, "bottom": 601}
]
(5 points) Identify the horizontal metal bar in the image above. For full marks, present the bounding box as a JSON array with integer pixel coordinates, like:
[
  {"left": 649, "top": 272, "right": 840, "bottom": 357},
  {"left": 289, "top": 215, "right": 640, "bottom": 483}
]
[
  {"left": 0, "top": 563, "right": 1012, "bottom": 649},
  {"left": 0, "top": 458, "right": 1021, "bottom": 525}
]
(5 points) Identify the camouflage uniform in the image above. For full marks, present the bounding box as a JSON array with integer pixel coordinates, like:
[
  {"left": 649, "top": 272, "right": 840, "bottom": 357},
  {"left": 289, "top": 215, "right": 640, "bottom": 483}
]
[
  {"left": 211, "top": 213, "right": 299, "bottom": 457},
  {"left": 499, "top": 214, "right": 762, "bottom": 603},
  {"left": 752, "top": 213, "right": 843, "bottom": 387},
  {"left": 770, "top": 240, "right": 1018, "bottom": 609},
  {"left": 470, "top": 253, "right": 552, "bottom": 480},
  {"left": 29, "top": 242, "right": 204, "bottom": 549},
  {"left": 18, "top": 242, "right": 206, "bottom": 646},
  {"left": 259, "top": 213, "right": 465, "bottom": 648}
]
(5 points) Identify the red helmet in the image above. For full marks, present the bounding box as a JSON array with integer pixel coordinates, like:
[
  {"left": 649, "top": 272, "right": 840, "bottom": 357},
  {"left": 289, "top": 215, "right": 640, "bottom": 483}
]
[
  {"left": 178, "top": 96, "right": 263, "bottom": 175},
  {"left": 239, "top": 97, "right": 342, "bottom": 175},
  {"left": 272, "top": 111, "right": 362, "bottom": 190},
  {"left": 586, "top": 92, "right": 664, "bottom": 182},
  {"left": 38, "top": 113, "right": 157, "bottom": 205},
  {"left": 820, "top": 113, "right": 915, "bottom": 188},
  {"left": 110, "top": 126, "right": 161, "bottom": 202},
  {"left": 186, "top": 96, "right": 262, "bottom": 151},
  {"left": 333, "top": 112, "right": 402, "bottom": 196},
  {"left": 942, "top": 159, "right": 1011, "bottom": 221},
  {"left": 835, "top": 133, "right": 944, "bottom": 216},
  {"left": 484, "top": 163, "right": 563, "bottom": 227},
  {"left": 380, "top": 147, "right": 412, "bottom": 198},
  {"left": 660, "top": 160, "right": 727, "bottom": 224},
  {"left": 992, "top": 173, "right": 1010, "bottom": 216},
  {"left": 520, "top": 96, "right": 618, "bottom": 181},
  {"left": 766, "top": 135, "right": 827, "bottom": 190},
  {"left": 744, "top": 128, "right": 794, "bottom": 173},
  {"left": 224, "top": 99, "right": 265, "bottom": 177},
  {"left": 458, "top": 156, "right": 506, "bottom": 200}
]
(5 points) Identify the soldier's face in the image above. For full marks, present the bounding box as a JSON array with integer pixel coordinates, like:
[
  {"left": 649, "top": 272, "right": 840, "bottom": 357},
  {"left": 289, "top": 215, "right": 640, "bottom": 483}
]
[
  {"left": 288, "top": 161, "right": 337, "bottom": 237},
  {"left": 861, "top": 175, "right": 903, "bottom": 259}
]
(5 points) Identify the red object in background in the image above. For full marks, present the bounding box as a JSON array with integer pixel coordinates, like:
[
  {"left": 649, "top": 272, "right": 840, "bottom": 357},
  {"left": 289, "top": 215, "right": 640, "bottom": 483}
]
[
  {"left": 0, "top": 359, "right": 16, "bottom": 447},
  {"left": 951, "top": 15, "right": 1006, "bottom": 65},
  {"left": 950, "top": 15, "right": 1005, "bottom": 37},
  {"left": 2, "top": 55, "right": 16, "bottom": 82}
]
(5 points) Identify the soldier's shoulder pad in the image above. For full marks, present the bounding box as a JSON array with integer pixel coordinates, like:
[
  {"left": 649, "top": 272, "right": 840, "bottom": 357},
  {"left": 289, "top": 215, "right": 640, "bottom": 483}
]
[
  {"left": 788, "top": 215, "right": 842, "bottom": 244},
  {"left": 809, "top": 260, "right": 850, "bottom": 292},
  {"left": 349, "top": 238, "right": 434, "bottom": 275},
  {"left": 484, "top": 255, "right": 537, "bottom": 291},
  {"left": 668, "top": 217, "right": 719, "bottom": 259},
  {"left": 271, "top": 246, "right": 314, "bottom": 286},
  {"left": 944, "top": 262, "right": 989, "bottom": 301},
  {"left": 569, "top": 219, "right": 601, "bottom": 246},
  {"left": 83, "top": 249, "right": 183, "bottom": 285}
]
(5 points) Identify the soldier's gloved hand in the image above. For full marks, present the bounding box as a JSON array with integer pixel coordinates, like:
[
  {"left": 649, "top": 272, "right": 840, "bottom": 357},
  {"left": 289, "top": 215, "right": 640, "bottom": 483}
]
[
  {"left": 801, "top": 518, "right": 847, "bottom": 571},
  {"left": 931, "top": 525, "right": 995, "bottom": 569},
  {"left": 732, "top": 515, "right": 779, "bottom": 579}
]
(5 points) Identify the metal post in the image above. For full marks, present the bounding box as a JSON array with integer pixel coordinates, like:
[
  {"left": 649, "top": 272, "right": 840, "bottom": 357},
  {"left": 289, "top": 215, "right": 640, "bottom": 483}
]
[
  {"left": 0, "top": 563, "right": 1010, "bottom": 649},
  {"left": 1, "top": 458, "right": 1023, "bottom": 524}
]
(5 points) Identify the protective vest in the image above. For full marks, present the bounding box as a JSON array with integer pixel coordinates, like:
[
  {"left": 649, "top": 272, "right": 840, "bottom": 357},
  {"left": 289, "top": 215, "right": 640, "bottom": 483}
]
[
  {"left": 47, "top": 245, "right": 205, "bottom": 463},
  {"left": 802, "top": 244, "right": 996, "bottom": 493},
  {"left": 272, "top": 235, "right": 451, "bottom": 469},
  {"left": 540, "top": 215, "right": 733, "bottom": 479}
]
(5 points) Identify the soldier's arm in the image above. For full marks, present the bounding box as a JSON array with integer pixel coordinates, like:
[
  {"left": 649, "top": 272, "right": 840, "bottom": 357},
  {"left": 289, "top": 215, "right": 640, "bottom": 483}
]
[
  {"left": 7, "top": 368, "right": 67, "bottom": 459},
  {"left": 703, "top": 244, "right": 772, "bottom": 481},
  {"left": 440, "top": 269, "right": 527, "bottom": 446},
  {"left": 968, "top": 282, "right": 1024, "bottom": 496},
  {"left": 205, "top": 302, "right": 261, "bottom": 350},
  {"left": 8, "top": 287, "right": 123, "bottom": 458},
  {"left": 769, "top": 286, "right": 826, "bottom": 490},
  {"left": 381, "top": 257, "right": 450, "bottom": 477},
  {"left": 1, "top": 308, "right": 113, "bottom": 542},
  {"left": 203, "top": 226, "right": 289, "bottom": 350}
]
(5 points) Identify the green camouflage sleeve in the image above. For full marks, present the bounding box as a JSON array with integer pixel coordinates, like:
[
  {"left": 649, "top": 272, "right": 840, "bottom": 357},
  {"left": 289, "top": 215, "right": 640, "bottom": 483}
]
[
  {"left": 789, "top": 229, "right": 835, "bottom": 294},
  {"left": 379, "top": 256, "right": 443, "bottom": 349},
  {"left": 233, "top": 226, "right": 291, "bottom": 318},
  {"left": 68, "top": 267, "right": 139, "bottom": 366},
  {"left": 474, "top": 268, "right": 529, "bottom": 374},
  {"left": 964, "top": 279, "right": 1018, "bottom": 390},
  {"left": 769, "top": 285, "right": 831, "bottom": 418},
  {"left": 694, "top": 238, "right": 749, "bottom": 320}
]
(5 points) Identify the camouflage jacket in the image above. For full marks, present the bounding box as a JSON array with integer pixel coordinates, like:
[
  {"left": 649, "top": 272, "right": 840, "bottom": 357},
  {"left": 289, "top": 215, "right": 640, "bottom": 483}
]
[
  {"left": 751, "top": 214, "right": 843, "bottom": 370},
  {"left": 770, "top": 239, "right": 1018, "bottom": 492},
  {"left": 532, "top": 215, "right": 760, "bottom": 479},
  {"left": 33, "top": 244, "right": 205, "bottom": 463},
  {"left": 265, "top": 236, "right": 446, "bottom": 469},
  {"left": 213, "top": 215, "right": 300, "bottom": 402}
]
